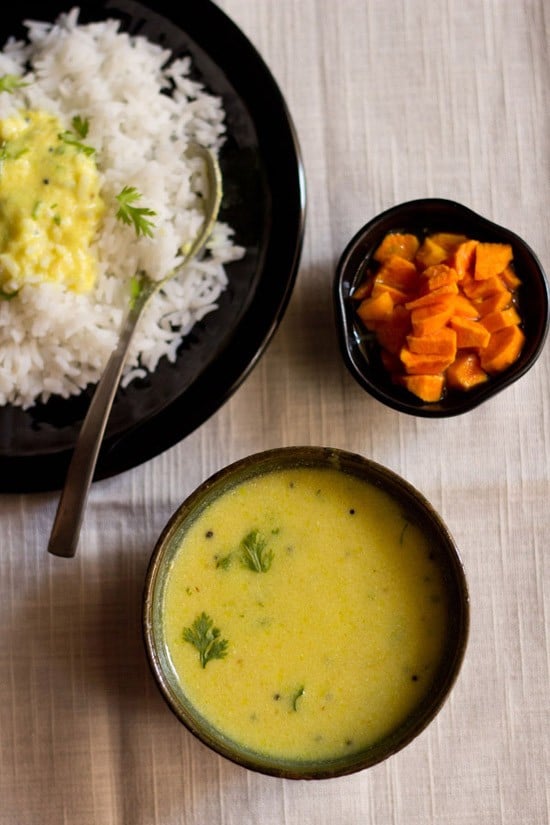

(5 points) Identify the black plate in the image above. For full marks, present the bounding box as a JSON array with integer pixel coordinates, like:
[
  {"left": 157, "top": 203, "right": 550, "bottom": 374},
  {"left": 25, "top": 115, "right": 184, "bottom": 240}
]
[{"left": 0, "top": 0, "right": 306, "bottom": 493}]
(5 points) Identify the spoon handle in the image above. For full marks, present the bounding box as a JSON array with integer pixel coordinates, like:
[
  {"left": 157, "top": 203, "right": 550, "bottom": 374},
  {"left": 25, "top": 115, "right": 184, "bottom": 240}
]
[
  {"left": 47, "top": 293, "right": 149, "bottom": 558},
  {"left": 47, "top": 143, "right": 222, "bottom": 559}
]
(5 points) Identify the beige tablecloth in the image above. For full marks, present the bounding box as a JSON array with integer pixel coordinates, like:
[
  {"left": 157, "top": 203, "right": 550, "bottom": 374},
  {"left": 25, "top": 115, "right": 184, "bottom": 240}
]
[{"left": 1, "top": 1, "right": 549, "bottom": 823}]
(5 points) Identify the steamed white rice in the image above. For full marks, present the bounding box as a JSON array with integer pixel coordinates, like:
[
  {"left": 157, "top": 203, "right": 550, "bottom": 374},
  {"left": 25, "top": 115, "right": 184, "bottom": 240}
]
[{"left": 0, "top": 7, "right": 244, "bottom": 408}]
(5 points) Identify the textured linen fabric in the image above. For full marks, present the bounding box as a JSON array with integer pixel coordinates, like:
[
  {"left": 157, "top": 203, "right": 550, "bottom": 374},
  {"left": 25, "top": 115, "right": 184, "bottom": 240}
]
[{"left": 1, "top": 1, "right": 549, "bottom": 823}]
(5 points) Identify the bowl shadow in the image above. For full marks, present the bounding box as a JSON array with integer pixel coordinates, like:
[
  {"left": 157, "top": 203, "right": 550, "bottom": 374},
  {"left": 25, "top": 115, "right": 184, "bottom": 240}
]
[{"left": 2, "top": 517, "right": 243, "bottom": 824}]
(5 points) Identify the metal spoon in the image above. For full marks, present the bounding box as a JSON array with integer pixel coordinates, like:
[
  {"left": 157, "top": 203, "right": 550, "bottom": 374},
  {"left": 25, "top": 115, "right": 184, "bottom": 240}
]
[{"left": 47, "top": 144, "right": 223, "bottom": 558}]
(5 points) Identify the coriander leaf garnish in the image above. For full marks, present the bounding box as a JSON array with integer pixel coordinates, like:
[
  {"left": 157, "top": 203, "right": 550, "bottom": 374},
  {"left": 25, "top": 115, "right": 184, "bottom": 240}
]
[
  {"left": 240, "top": 529, "right": 274, "bottom": 573},
  {"left": 215, "top": 553, "right": 233, "bottom": 569},
  {"left": 0, "top": 142, "right": 28, "bottom": 163},
  {"left": 58, "top": 115, "right": 94, "bottom": 155},
  {"left": 183, "top": 612, "right": 228, "bottom": 669},
  {"left": 71, "top": 115, "right": 89, "bottom": 138},
  {"left": 0, "top": 142, "right": 28, "bottom": 180},
  {"left": 0, "top": 74, "right": 29, "bottom": 94},
  {"left": 115, "top": 186, "right": 157, "bottom": 238},
  {"left": 58, "top": 129, "right": 95, "bottom": 156}
]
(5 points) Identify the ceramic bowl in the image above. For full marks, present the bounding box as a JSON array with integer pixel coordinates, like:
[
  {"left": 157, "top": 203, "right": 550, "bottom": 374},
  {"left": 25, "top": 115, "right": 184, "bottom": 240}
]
[
  {"left": 143, "top": 446, "right": 469, "bottom": 779},
  {"left": 334, "top": 198, "right": 549, "bottom": 417}
]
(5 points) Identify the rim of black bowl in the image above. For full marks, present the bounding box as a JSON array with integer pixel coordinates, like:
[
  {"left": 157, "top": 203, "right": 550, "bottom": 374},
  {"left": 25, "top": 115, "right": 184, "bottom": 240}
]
[
  {"left": 142, "top": 445, "right": 470, "bottom": 780},
  {"left": 334, "top": 198, "right": 550, "bottom": 417}
]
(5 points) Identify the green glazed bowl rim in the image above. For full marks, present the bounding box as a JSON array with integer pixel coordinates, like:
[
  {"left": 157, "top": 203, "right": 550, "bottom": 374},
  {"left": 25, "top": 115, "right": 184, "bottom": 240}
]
[{"left": 143, "top": 445, "right": 470, "bottom": 779}]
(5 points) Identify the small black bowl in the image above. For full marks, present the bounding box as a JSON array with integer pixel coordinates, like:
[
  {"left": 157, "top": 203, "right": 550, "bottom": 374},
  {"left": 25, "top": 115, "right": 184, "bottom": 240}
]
[{"left": 334, "top": 198, "right": 549, "bottom": 417}]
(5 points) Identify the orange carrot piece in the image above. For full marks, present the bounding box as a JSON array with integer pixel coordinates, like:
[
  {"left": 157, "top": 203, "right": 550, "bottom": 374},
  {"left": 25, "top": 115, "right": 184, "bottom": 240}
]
[
  {"left": 357, "top": 291, "right": 394, "bottom": 327},
  {"left": 480, "top": 306, "right": 521, "bottom": 333},
  {"left": 462, "top": 274, "right": 508, "bottom": 300},
  {"left": 453, "top": 294, "right": 480, "bottom": 319},
  {"left": 480, "top": 325, "right": 525, "bottom": 373},
  {"left": 399, "top": 347, "right": 454, "bottom": 375},
  {"left": 499, "top": 265, "right": 522, "bottom": 290},
  {"left": 415, "top": 237, "right": 448, "bottom": 269},
  {"left": 371, "top": 281, "right": 410, "bottom": 306},
  {"left": 474, "top": 242, "right": 513, "bottom": 280},
  {"left": 375, "top": 306, "right": 411, "bottom": 354},
  {"left": 405, "top": 283, "right": 458, "bottom": 310},
  {"left": 375, "top": 255, "right": 419, "bottom": 292},
  {"left": 475, "top": 290, "right": 511, "bottom": 316},
  {"left": 406, "top": 326, "right": 457, "bottom": 358},
  {"left": 352, "top": 279, "right": 373, "bottom": 301},
  {"left": 401, "top": 373, "right": 445, "bottom": 402},
  {"left": 419, "top": 263, "right": 459, "bottom": 293},
  {"left": 446, "top": 353, "right": 488, "bottom": 390},
  {"left": 373, "top": 233, "right": 420, "bottom": 263},
  {"left": 428, "top": 233, "right": 469, "bottom": 254},
  {"left": 449, "top": 316, "right": 491, "bottom": 349},
  {"left": 450, "top": 239, "right": 478, "bottom": 280},
  {"left": 410, "top": 297, "right": 456, "bottom": 336}
]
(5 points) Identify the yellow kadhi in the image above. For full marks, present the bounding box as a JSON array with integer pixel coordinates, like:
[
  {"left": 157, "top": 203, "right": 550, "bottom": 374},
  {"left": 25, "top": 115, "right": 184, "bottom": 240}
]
[{"left": 162, "top": 466, "right": 449, "bottom": 762}]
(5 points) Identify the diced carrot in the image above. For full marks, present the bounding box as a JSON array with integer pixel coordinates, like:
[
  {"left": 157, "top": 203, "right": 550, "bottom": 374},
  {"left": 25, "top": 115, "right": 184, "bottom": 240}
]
[
  {"left": 419, "top": 263, "right": 459, "bottom": 293},
  {"left": 474, "top": 242, "right": 513, "bottom": 280},
  {"left": 399, "top": 347, "right": 454, "bottom": 375},
  {"left": 499, "top": 265, "right": 522, "bottom": 290},
  {"left": 405, "top": 283, "right": 458, "bottom": 310},
  {"left": 480, "top": 325, "right": 525, "bottom": 373},
  {"left": 410, "top": 296, "right": 455, "bottom": 336},
  {"left": 446, "top": 353, "right": 488, "bottom": 390},
  {"left": 475, "top": 290, "right": 511, "bottom": 316},
  {"left": 375, "top": 305, "right": 411, "bottom": 354},
  {"left": 415, "top": 237, "right": 448, "bottom": 269},
  {"left": 371, "top": 281, "right": 410, "bottom": 306},
  {"left": 479, "top": 306, "right": 521, "bottom": 333},
  {"left": 357, "top": 291, "right": 394, "bottom": 326},
  {"left": 453, "top": 294, "right": 480, "bottom": 319},
  {"left": 449, "top": 316, "right": 491, "bottom": 349},
  {"left": 401, "top": 373, "right": 445, "bottom": 402},
  {"left": 449, "top": 239, "right": 478, "bottom": 280},
  {"left": 462, "top": 274, "right": 508, "bottom": 300},
  {"left": 373, "top": 233, "right": 420, "bottom": 263},
  {"left": 429, "top": 232, "right": 469, "bottom": 250},
  {"left": 406, "top": 326, "right": 457, "bottom": 358},
  {"left": 375, "top": 255, "right": 419, "bottom": 292},
  {"left": 353, "top": 229, "right": 524, "bottom": 402},
  {"left": 352, "top": 279, "right": 373, "bottom": 301}
]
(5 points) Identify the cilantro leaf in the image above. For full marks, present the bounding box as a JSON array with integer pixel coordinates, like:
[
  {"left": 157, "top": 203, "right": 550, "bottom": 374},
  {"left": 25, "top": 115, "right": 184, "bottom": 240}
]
[
  {"left": 0, "top": 74, "right": 29, "bottom": 94},
  {"left": 71, "top": 115, "right": 89, "bottom": 138},
  {"left": 115, "top": 186, "right": 157, "bottom": 238},
  {"left": 183, "top": 612, "right": 228, "bottom": 669},
  {"left": 58, "top": 130, "right": 95, "bottom": 156},
  {"left": 0, "top": 142, "right": 28, "bottom": 165},
  {"left": 240, "top": 529, "right": 274, "bottom": 573}
]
